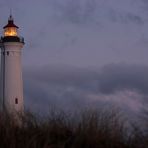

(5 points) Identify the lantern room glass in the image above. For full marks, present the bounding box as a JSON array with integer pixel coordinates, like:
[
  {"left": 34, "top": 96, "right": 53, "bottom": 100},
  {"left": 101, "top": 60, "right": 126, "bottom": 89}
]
[{"left": 4, "top": 27, "right": 18, "bottom": 37}]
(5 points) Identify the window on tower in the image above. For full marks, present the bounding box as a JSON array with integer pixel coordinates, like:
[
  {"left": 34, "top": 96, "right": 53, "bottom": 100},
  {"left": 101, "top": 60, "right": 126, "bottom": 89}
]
[{"left": 15, "top": 98, "right": 18, "bottom": 104}]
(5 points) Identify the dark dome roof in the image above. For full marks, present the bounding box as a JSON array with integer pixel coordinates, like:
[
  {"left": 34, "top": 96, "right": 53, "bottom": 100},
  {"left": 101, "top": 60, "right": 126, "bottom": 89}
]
[{"left": 3, "top": 15, "right": 19, "bottom": 29}]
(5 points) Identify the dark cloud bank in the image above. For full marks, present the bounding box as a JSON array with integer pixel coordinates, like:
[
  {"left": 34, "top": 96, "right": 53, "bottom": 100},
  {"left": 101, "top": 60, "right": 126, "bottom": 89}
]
[
  {"left": 50, "top": 0, "right": 144, "bottom": 25},
  {"left": 24, "top": 64, "right": 148, "bottom": 114}
]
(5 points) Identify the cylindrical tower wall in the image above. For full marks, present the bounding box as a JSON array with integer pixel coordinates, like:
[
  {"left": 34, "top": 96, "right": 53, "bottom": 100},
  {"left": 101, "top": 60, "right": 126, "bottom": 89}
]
[{"left": 2, "top": 42, "right": 24, "bottom": 113}]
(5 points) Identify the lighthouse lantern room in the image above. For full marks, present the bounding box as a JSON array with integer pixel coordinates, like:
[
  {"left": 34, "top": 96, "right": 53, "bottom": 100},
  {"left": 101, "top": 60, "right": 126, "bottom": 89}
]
[{"left": 4, "top": 15, "right": 19, "bottom": 37}]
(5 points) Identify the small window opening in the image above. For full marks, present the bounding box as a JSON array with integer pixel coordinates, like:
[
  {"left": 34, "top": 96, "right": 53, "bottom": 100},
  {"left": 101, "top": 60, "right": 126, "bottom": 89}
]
[
  {"left": 3, "top": 52, "right": 5, "bottom": 55},
  {"left": 15, "top": 98, "right": 18, "bottom": 104},
  {"left": 7, "top": 51, "right": 9, "bottom": 55}
]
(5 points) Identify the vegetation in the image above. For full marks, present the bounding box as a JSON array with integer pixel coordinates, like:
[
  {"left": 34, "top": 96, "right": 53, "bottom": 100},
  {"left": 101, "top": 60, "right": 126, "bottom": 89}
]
[{"left": 0, "top": 108, "right": 148, "bottom": 148}]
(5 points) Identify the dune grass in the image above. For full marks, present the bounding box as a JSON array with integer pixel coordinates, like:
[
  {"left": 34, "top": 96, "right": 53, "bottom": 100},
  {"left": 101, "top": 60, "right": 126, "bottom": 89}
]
[{"left": 0, "top": 108, "right": 147, "bottom": 148}]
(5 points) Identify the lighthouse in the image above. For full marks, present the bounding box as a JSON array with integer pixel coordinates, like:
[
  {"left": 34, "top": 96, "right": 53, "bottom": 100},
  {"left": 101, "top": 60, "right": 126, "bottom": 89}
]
[{"left": 0, "top": 15, "right": 24, "bottom": 114}]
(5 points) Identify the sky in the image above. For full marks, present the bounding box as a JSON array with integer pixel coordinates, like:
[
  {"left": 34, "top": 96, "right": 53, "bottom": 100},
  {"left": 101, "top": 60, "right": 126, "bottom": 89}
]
[{"left": 0, "top": 0, "right": 148, "bottom": 115}]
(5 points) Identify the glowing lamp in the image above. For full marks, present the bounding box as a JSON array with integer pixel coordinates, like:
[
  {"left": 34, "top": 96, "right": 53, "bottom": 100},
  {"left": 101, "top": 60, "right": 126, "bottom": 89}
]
[{"left": 3, "top": 15, "right": 19, "bottom": 37}]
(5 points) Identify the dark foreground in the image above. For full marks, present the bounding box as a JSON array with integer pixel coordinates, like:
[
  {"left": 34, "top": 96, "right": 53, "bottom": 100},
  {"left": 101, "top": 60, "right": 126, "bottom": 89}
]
[{"left": 0, "top": 109, "right": 147, "bottom": 148}]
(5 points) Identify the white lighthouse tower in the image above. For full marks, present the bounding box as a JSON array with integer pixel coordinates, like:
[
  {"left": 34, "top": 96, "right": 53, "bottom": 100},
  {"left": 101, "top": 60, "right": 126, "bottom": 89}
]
[{"left": 0, "top": 15, "right": 24, "bottom": 114}]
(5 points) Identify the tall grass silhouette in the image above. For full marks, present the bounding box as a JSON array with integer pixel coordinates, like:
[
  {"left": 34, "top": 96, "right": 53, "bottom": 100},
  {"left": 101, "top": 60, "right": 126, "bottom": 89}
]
[{"left": 0, "top": 108, "right": 147, "bottom": 148}]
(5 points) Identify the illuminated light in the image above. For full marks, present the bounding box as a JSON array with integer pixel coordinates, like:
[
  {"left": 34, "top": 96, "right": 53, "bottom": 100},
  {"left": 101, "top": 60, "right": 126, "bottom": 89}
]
[{"left": 4, "top": 27, "right": 18, "bottom": 36}]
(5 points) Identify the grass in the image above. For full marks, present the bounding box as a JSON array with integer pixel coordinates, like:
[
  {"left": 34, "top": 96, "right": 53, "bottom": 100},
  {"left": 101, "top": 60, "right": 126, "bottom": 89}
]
[{"left": 0, "top": 108, "right": 147, "bottom": 148}]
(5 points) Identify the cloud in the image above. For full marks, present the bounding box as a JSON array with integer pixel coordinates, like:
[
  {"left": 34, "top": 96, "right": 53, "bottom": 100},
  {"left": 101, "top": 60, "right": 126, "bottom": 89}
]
[
  {"left": 107, "top": 9, "right": 144, "bottom": 24},
  {"left": 24, "top": 64, "right": 148, "bottom": 113},
  {"left": 49, "top": 0, "right": 144, "bottom": 25},
  {"left": 98, "top": 64, "right": 148, "bottom": 95},
  {"left": 50, "top": 0, "right": 97, "bottom": 24}
]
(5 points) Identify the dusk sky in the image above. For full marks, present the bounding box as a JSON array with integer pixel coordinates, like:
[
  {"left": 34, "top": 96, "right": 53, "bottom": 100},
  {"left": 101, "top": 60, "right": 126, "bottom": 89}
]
[{"left": 1, "top": 0, "right": 148, "bottom": 114}]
